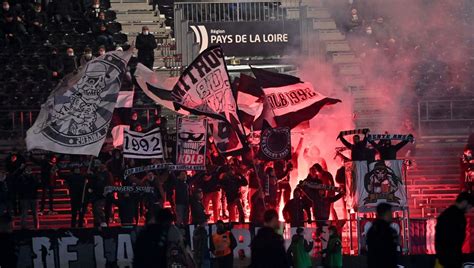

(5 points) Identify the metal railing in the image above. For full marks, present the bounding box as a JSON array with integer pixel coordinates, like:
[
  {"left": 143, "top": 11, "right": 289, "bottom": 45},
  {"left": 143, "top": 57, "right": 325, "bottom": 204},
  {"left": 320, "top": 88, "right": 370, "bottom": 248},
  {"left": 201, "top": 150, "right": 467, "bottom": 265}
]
[
  {"left": 175, "top": 0, "right": 302, "bottom": 22},
  {"left": 417, "top": 98, "right": 474, "bottom": 136}
]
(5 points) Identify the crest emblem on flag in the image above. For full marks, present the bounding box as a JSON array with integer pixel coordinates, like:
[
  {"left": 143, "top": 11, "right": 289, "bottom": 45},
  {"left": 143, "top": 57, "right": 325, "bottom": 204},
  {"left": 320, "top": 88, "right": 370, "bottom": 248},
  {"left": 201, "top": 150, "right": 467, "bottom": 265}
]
[
  {"left": 260, "top": 126, "right": 291, "bottom": 160},
  {"left": 26, "top": 51, "right": 131, "bottom": 155}
]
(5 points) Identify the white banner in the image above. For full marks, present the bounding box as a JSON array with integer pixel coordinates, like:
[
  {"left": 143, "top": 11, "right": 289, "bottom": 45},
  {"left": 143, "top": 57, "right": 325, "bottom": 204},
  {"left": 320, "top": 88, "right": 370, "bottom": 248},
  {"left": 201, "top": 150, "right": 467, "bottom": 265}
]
[
  {"left": 123, "top": 128, "right": 164, "bottom": 159},
  {"left": 176, "top": 117, "right": 207, "bottom": 167},
  {"left": 25, "top": 51, "right": 132, "bottom": 156},
  {"left": 262, "top": 82, "right": 325, "bottom": 117},
  {"left": 345, "top": 160, "right": 407, "bottom": 211}
]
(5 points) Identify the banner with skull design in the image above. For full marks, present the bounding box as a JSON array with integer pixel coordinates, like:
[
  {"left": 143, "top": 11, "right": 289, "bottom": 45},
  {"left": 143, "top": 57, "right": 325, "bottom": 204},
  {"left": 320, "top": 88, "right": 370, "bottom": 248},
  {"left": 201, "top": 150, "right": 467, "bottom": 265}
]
[
  {"left": 176, "top": 117, "right": 207, "bottom": 167},
  {"left": 26, "top": 51, "right": 132, "bottom": 156},
  {"left": 345, "top": 160, "right": 407, "bottom": 211}
]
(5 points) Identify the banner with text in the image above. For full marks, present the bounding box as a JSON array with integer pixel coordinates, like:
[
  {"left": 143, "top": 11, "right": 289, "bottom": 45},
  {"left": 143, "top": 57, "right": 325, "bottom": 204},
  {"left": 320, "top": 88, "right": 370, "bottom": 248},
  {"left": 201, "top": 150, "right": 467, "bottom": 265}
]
[
  {"left": 190, "top": 21, "right": 300, "bottom": 56},
  {"left": 176, "top": 117, "right": 207, "bottom": 167},
  {"left": 123, "top": 128, "right": 164, "bottom": 159}
]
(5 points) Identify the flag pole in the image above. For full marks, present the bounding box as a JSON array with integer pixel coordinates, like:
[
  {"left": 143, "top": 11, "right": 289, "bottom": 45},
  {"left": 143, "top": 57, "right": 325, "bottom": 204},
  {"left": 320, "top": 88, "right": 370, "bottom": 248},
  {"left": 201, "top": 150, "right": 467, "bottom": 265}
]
[{"left": 79, "top": 155, "right": 95, "bottom": 226}]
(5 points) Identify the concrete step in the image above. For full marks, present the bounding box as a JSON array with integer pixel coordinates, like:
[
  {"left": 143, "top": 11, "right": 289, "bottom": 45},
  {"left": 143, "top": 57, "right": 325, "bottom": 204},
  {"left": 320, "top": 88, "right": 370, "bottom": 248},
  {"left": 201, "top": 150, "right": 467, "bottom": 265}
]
[
  {"left": 111, "top": 2, "right": 150, "bottom": 12},
  {"left": 313, "top": 19, "right": 337, "bottom": 30},
  {"left": 307, "top": 7, "right": 331, "bottom": 19},
  {"left": 330, "top": 52, "right": 359, "bottom": 63}
]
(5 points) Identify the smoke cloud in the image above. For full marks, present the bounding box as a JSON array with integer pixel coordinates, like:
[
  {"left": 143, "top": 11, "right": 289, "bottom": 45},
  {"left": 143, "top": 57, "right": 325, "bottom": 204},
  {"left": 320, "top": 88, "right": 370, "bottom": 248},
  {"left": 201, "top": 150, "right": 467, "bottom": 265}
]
[{"left": 288, "top": 0, "right": 473, "bottom": 181}]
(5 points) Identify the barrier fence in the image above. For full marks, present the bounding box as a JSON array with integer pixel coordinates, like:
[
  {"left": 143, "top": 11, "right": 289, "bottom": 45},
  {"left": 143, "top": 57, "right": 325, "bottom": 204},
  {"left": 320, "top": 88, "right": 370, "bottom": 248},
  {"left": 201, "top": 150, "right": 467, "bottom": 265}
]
[{"left": 11, "top": 217, "right": 474, "bottom": 267}]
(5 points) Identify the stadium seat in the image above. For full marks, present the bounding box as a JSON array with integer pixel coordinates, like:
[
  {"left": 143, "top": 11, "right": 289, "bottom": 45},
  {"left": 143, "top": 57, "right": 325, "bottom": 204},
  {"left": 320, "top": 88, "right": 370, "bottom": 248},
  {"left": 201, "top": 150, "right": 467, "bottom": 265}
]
[{"left": 113, "top": 33, "right": 128, "bottom": 44}]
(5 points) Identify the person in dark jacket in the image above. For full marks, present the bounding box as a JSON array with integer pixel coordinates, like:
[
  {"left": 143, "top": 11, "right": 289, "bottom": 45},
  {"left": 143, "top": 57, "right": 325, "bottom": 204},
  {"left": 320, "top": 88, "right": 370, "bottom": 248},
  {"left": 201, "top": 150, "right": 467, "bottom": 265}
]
[
  {"left": 250, "top": 189, "right": 266, "bottom": 226},
  {"left": 366, "top": 203, "right": 399, "bottom": 268},
  {"left": 26, "top": 3, "right": 47, "bottom": 36},
  {"left": 30, "top": 154, "right": 57, "bottom": 215},
  {"left": 194, "top": 168, "right": 221, "bottom": 222},
  {"left": 46, "top": 47, "right": 64, "bottom": 79},
  {"left": 190, "top": 188, "right": 207, "bottom": 225},
  {"left": 5, "top": 149, "right": 25, "bottom": 216},
  {"left": 168, "top": 170, "right": 190, "bottom": 225},
  {"left": 219, "top": 167, "right": 248, "bottom": 223},
  {"left": 337, "top": 129, "right": 369, "bottom": 161},
  {"left": 64, "top": 166, "right": 87, "bottom": 228},
  {"left": 0, "top": 214, "right": 16, "bottom": 268},
  {"left": 369, "top": 135, "right": 413, "bottom": 160},
  {"left": 86, "top": 162, "right": 112, "bottom": 227},
  {"left": 2, "top": 12, "right": 27, "bottom": 48},
  {"left": 193, "top": 221, "right": 211, "bottom": 268},
  {"left": 63, "top": 47, "right": 78, "bottom": 75},
  {"left": 283, "top": 188, "right": 312, "bottom": 227},
  {"left": 435, "top": 192, "right": 474, "bottom": 268},
  {"left": 133, "top": 208, "right": 174, "bottom": 268},
  {"left": 250, "top": 209, "right": 289, "bottom": 268},
  {"left": 93, "top": 12, "right": 113, "bottom": 47},
  {"left": 52, "top": 0, "right": 72, "bottom": 24},
  {"left": 18, "top": 167, "right": 39, "bottom": 229},
  {"left": 135, "top": 26, "right": 157, "bottom": 69}
]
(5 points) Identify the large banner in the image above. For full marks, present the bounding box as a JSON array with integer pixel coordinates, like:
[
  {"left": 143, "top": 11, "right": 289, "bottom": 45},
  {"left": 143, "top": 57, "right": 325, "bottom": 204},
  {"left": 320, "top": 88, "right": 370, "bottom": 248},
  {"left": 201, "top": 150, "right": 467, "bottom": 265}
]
[
  {"left": 12, "top": 225, "right": 323, "bottom": 268},
  {"left": 176, "top": 117, "right": 207, "bottom": 167},
  {"left": 171, "top": 46, "right": 244, "bottom": 153},
  {"left": 123, "top": 128, "right": 164, "bottom": 159},
  {"left": 252, "top": 68, "right": 341, "bottom": 129},
  {"left": 345, "top": 160, "right": 408, "bottom": 211},
  {"left": 189, "top": 20, "right": 300, "bottom": 56},
  {"left": 26, "top": 51, "right": 132, "bottom": 156}
]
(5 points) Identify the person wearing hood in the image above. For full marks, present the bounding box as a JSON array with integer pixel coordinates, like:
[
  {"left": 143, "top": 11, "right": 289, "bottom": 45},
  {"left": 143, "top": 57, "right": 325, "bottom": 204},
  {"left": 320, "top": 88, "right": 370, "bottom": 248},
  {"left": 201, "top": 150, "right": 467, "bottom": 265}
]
[{"left": 250, "top": 209, "right": 290, "bottom": 268}]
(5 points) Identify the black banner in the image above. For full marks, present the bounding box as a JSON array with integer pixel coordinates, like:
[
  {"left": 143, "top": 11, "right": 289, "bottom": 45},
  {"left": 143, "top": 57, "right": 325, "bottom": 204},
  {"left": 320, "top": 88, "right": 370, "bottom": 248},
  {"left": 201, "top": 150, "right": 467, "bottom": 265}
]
[{"left": 190, "top": 20, "right": 300, "bottom": 57}]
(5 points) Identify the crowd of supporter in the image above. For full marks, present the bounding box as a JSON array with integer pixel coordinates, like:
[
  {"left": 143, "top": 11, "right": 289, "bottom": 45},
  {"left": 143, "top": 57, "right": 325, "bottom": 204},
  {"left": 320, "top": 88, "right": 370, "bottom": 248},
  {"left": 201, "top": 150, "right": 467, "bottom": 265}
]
[
  {"left": 0, "top": 0, "right": 127, "bottom": 112},
  {"left": 0, "top": 125, "right": 418, "bottom": 232},
  {"left": 330, "top": 0, "right": 474, "bottom": 99}
]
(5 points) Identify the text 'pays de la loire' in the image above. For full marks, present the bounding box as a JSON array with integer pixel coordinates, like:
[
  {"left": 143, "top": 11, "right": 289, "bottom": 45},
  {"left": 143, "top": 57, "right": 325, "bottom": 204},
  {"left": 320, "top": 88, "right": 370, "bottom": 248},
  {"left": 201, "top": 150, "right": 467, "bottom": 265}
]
[{"left": 210, "top": 33, "right": 289, "bottom": 44}]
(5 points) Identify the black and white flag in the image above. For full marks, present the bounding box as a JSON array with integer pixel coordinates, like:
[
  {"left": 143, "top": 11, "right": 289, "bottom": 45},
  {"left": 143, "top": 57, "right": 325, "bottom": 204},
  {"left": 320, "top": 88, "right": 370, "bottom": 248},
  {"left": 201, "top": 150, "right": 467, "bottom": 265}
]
[
  {"left": 111, "top": 90, "right": 134, "bottom": 148},
  {"left": 134, "top": 63, "right": 188, "bottom": 115},
  {"left": 171, "top": 46, "right": 245, "bottom": 153},
  {"left": 25, "top": 51, "right": 132, "bottom": 156},
  {"left": 252, "top": 67, "right": 341, "bottom": 129},
  {"left": 123, "top": 128, "right": 164, "bottom": 159}
]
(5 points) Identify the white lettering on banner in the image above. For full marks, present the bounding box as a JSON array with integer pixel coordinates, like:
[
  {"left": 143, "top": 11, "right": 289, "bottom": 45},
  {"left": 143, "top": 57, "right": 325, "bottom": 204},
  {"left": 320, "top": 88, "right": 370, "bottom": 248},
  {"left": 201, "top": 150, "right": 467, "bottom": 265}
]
[
  {"left": 208, "top": 33, "right": 288, "bottom": 44},
  {"left": 117, "top": 234, "right": 134, "bottom": 268},
  {"left": 94, "top": 236, "right": 106, "bottom": 268},
  {"left": 263, "top": 82, "right": 325, "bottom": 117},
  {"left": 59, "top": 236, "right": 79, "bottom": 268},
  {"left": 32, "top": 237, "right": 55, "bottom": 268}
]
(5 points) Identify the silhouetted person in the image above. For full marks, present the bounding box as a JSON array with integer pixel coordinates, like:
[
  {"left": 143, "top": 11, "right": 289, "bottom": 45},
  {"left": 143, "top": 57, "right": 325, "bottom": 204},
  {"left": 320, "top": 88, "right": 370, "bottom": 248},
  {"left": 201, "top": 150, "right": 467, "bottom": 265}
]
[
  {"left": 366, "top": 203, "right": 399, "bottom": 268},
  {"left": 338, "top": 130, "right": 369, "bottom": 161},
  {"left": 250, "top": 209, "right": 290, "bottom": 268},
  {"left": 435, "top": 192, "right": 474, "bottom": 268},
  {"left": 0, "top": 214, "right": 16, "bottom": 268},
  {"left": 283, "top": 188, "right": 312, "bottom": 227},
  {"left": 369, "top": 134, "right": 413, "bottom": 160}
]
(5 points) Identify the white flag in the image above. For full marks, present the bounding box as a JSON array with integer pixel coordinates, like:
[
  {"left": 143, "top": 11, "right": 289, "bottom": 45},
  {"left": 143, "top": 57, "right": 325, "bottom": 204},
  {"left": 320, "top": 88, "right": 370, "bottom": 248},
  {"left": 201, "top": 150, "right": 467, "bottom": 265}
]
[
  {"left": 123, "top": 128, "right": 164, "bottom": 159},
  {"left": 25, "top": 51, "right": 132, "bottom": 156}
]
